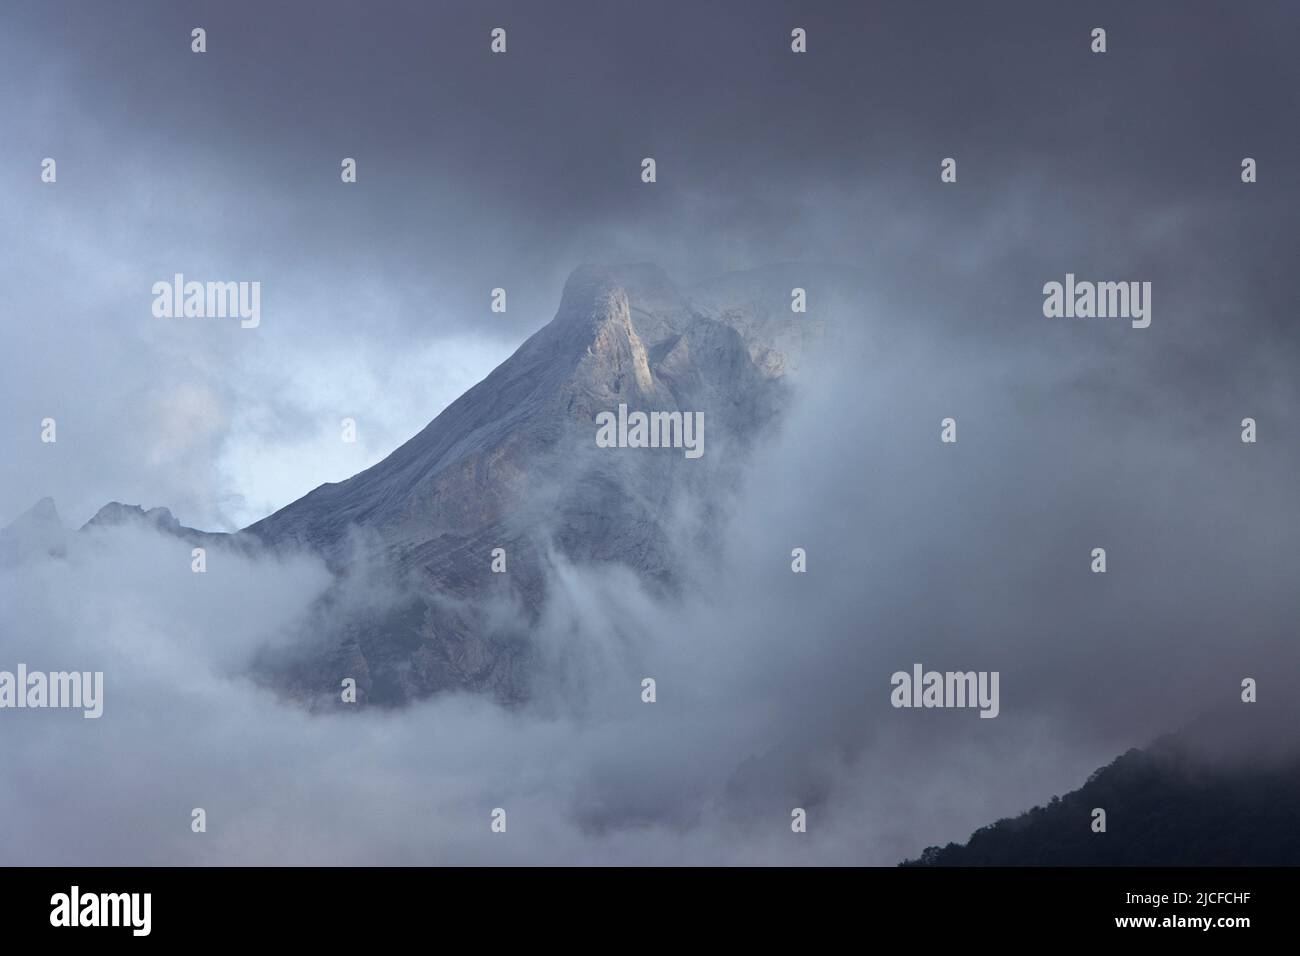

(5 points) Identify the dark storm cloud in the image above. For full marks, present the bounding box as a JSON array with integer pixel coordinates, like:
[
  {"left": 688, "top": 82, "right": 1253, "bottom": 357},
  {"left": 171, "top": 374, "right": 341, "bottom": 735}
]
[
  {"left": 7, "top": 0, "right": 1296, "bottom": 291},
  {"left": 3, "top": 1, "right": 1295, "bottom": 528}
]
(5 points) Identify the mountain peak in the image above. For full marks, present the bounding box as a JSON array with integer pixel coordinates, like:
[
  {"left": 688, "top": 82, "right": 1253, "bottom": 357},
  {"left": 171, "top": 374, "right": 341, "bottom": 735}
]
[
  {"left": 28, "top": 496, "right": 59, "bottom": 522},
  {"left": 552, "top": 262, "right": 691, "bottom": 349},
  {"left": 243, "top": 262, "right": 819, "bottom": 705},
  {"left": 82, "top": 502, "right": 182, "bottom": 533},
  {"left": 4, "top": 496, "right": 62, "bottom": 532},
  {"left": 1, "top": 496, "right": 67, "bottom": 564}
]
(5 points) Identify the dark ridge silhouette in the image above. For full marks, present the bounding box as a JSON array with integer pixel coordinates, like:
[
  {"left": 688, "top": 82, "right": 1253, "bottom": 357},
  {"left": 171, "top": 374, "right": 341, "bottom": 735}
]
[{"left": 904, "top": 701, "right": 1300, "bottom": 866}]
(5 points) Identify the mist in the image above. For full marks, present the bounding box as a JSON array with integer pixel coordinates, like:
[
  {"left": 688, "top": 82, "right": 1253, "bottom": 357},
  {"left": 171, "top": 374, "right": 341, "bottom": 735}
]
[{"left": 2, "top": 287, "right": 1296, "bottom": 864}]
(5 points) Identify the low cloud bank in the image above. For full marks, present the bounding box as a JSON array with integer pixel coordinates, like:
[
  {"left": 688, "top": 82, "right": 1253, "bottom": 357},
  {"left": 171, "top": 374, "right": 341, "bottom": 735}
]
[{"left": 3, "top": 310, "right": 1295, "bottom": 866}]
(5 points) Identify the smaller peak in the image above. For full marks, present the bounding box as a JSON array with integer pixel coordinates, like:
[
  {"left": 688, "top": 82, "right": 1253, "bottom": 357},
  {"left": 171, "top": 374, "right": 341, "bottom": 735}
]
[
  {"left": 1, "top": 497, "right": 68, "bottom": 564},
  {"left": 82, "top": 502, "right": 181, "bottom": 532},
  {"left": 30, "top": 496, "right": 59, "bottom": 519},
  {"left": 4, "top": 497, "right": 62, "bottom": 532},
  {"left": 83, "top": 501, "right": 141, "bottom": 528}
]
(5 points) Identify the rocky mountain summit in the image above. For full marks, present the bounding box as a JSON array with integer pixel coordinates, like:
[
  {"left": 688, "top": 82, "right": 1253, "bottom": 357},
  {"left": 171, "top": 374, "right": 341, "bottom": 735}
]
[{"left": 247, "top": 262, "right": 832, "bottom": 706}]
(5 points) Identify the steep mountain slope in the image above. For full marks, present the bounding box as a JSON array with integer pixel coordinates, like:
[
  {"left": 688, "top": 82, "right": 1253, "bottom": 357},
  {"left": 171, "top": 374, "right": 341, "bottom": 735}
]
[
  {"left": 241, "top": 263, "right": 827, "bottom": 706},
  {"left": 244, "top": 264, "right": 788, "bottom": 558}
]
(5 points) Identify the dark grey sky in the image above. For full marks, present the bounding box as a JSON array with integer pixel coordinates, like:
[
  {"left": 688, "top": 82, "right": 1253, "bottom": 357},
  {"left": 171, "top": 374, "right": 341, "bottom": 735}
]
[
  {"left": 0, "top": 1, "right": 1297, "bottom": 865},
  {"left": 2, "top": 0, "right": 1297, "bottom": 526}
]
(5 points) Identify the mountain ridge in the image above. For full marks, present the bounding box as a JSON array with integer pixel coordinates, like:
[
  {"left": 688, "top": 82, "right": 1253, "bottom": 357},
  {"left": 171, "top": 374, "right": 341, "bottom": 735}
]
[
  {"left": 903, "top": 700, "right": 1300, "bottom": 866},
  {"left": 3, "top": 261, "right": 842, "bottom": 707}
]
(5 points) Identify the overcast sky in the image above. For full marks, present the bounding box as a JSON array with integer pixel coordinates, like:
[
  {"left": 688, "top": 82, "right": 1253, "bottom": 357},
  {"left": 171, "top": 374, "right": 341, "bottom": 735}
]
[
  {"left": 3, "top": 0, "right": 1296, "bottom": 529},
  {"left": 0, "top": 1, "right": 1297, "bottom": 865}
]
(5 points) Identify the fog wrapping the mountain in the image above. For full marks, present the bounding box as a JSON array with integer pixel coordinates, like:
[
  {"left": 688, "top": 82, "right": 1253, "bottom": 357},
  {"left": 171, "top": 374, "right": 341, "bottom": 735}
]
[
  {"left": 1, "top": 1, "right": 1298, "bottom": 864},
  {"left": 3, "top": 280, "right": 1296, "bottom": 863}
]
